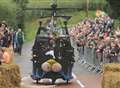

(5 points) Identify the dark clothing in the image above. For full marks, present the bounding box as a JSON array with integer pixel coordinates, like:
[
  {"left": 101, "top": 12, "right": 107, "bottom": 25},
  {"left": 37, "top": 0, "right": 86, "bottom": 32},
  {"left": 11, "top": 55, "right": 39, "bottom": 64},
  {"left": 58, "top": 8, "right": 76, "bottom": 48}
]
[
  {"left": 17, "top": 32, "right": 24, "bottom": 45},
  {"left": 1, "top": 36, "right": 8, "bottom": 47},
  {"left": 7, "top": 33, "right": 12, "bottom": 47},
  {"left": 109, "top": 47, "right": 119, "bottom": 63},
  {"left": 1, "top": 30, "right": 9, "bottom": 47},
  {"left": 16, "top": 31, "right": 24, "bottom": 55}
]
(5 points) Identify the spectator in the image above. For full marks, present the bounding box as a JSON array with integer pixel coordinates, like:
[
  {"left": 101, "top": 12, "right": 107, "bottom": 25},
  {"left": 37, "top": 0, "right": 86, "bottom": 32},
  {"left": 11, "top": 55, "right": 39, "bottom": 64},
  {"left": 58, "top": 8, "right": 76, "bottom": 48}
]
[
  {"left": 12, "top": 29, "right": 17, "bottom": 52},
  {"left": 0, "top": 23, "right": 9, "bottom": 47},
  {"left": 16, "top": 28, "right": 24, "bottom": 55},
  {"left": 109, "top": 42, "right": 119, "bottom": 63}
]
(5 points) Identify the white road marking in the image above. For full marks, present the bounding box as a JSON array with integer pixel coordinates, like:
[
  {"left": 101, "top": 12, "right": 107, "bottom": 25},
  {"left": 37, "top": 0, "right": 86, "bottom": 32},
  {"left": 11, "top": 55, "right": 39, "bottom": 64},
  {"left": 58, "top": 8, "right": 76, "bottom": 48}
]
[
  {"left": 72, "top": 73, "right": 85, "bottom": 88},
  {"left": 72, "top": 73, "right": 77, "bottom": 79},
  {"left": 76, "top": 80, "right": 85, "bottom": 88},
  {"left": 22, "top": 75, "right": 30, "bottom": 81}
]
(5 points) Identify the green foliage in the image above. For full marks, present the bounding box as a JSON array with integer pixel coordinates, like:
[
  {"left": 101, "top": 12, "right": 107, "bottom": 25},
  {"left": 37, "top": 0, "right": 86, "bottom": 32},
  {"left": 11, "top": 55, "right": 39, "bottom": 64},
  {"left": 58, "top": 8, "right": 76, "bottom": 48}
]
[
  {"left": 0, "top": 0, "right": 18, "bottom": 27},
  {"left": 24, "top": 19, "right": 38, "bottom": 42},
  {"left": 106, "top": 0, "right": 120, "bottom": 18},
  {"left": 114, "top": 19, "right": 120, "bottom": 29},
  {"left": 68, "top": 11, "right": 96, "bottom": 27}
]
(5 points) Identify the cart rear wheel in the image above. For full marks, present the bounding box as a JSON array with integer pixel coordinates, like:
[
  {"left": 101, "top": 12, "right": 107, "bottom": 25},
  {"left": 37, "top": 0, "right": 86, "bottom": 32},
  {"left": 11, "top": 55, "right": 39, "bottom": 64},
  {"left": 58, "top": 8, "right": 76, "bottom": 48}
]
[{"left": 36, "top": 79, "right": 39, "bottom": 84}]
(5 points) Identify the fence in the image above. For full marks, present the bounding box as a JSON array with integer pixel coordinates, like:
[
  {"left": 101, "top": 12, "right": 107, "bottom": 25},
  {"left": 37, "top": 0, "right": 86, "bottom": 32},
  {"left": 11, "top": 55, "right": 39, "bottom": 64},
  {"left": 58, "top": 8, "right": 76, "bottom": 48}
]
[{"left": 71, "top": 39, "right": 104, "bottom": 73}]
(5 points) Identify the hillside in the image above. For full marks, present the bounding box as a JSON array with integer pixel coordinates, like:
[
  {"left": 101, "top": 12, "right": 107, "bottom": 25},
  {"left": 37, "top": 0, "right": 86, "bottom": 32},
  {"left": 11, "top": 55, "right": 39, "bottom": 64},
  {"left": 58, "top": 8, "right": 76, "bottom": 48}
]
[{"left": 28, "top": 0, "right": 106, "bottom": 8}]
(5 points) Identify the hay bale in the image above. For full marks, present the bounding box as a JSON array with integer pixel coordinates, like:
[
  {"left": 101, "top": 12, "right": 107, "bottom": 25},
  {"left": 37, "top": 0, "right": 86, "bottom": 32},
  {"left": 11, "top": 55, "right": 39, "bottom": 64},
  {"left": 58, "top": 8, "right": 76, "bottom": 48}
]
[
  {"left": 102, "top": 63, "right": 120, "bottom": 88},
  {"left": 0, "top": 64, "right": 21, "bottom": 88},
  {"left": 103, "top": 63, "right": 120, "bottom": 72},
  {"left": 102, "top": 71, "right": 120, "bottom": 88},
  {"left": 0, "top": 74, "right": 13, "bottom": 88}
]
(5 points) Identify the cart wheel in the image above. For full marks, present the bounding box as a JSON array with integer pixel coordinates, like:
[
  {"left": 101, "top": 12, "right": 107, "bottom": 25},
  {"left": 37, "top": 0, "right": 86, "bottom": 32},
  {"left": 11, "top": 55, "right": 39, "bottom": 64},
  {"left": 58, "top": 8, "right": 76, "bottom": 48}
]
[
  {"left": 66, "top": 80, "right": 69, "bottom": 84},
  {"left": 36, "top": 79, "right": 39, "bottom": 84},
  {"left": 52, "top": 79, "right": 56, "bottom": 85}
]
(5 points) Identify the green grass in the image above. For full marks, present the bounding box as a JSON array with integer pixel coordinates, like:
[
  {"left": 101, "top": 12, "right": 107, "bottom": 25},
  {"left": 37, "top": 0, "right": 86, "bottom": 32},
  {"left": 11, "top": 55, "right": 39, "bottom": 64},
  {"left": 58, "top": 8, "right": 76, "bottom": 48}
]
[
  {"left": 24, "top": 17, "right": 56, "bottom": 42},
  {"left": 24, "top": 19, "right": 38, "bottom": 42},
  {"left": 114, "top": 19, "right": 120, "bottom": 29},
  {"left": 68, "top": 11, "right": 96, "bottom": 27},
  {"left": 27, "top": 0, "right": 106, "bottom": 8}
]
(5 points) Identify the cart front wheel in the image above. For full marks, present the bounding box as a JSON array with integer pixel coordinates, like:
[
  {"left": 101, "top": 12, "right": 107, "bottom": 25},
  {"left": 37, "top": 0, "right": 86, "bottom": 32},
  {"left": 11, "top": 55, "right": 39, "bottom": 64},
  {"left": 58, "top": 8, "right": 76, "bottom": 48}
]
[{"left": 52, "top": 79, "right": 56, "bottom": 85}]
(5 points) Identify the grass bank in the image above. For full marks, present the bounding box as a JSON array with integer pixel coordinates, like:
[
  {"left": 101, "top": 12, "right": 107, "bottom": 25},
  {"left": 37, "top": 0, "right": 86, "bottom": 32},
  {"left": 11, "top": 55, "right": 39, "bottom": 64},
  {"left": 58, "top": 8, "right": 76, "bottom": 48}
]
[{"left": 24, "top": 10, "right": 96, "bottom": 42}]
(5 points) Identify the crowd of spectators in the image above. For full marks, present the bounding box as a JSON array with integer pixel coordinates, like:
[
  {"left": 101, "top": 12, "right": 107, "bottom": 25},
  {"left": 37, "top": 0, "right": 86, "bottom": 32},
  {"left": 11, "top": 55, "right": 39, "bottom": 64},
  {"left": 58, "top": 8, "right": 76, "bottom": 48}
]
[
  {"left": 0, "top": 21, "right": 24, "bottom": 64},
  {"left": 69, "top": 12, "right": 120, "bottom": 65}
]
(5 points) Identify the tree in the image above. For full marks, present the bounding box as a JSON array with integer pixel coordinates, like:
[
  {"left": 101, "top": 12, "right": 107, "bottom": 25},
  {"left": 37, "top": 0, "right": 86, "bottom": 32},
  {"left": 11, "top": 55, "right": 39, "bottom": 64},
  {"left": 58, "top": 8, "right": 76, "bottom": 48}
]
[
  {"left": 14, "top": 0, "right": 29, "bottom": 29},
  {"left": 106, "top": 0, "right": 120, "bottom": 18}
]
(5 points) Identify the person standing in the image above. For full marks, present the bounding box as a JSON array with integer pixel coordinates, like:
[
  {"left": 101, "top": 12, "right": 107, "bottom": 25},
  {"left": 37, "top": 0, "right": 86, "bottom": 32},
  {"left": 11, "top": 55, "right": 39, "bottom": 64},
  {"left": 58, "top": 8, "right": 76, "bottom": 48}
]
[
  {"left": 0, "top": 23, "right": 9, "bottom": 47},
  {"left": 16, "top": 28, "right": 24, "bottom": 55},
  {"left": 109, "top": 42, "right": 119, "bottom": 63},
  {"left": 12, "top": 30, "right": 17, "bottom": 52}
]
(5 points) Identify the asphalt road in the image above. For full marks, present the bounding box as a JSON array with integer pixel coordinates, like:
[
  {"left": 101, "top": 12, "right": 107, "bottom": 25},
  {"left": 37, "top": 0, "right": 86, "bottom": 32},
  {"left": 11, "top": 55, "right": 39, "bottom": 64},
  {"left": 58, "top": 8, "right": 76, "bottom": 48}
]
[{"left": 14, "top": 41, "right": 101, "bottom": 88}]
